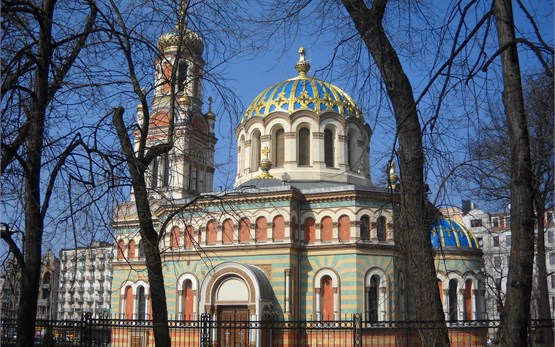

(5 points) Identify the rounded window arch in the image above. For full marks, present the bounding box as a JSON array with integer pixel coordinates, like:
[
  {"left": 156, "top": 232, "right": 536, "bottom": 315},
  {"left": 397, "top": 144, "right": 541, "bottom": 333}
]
[
  {"left": 365, "top": 268, "right": 389, "bottom": 322},
  {"left": 338, "top": 215, "right": 350, "bottom": 241},
  {"left": 376, "top": 216, "right": 387, "bottom": 241},
  {"left": 360, "top": 215, "right": 370, "bottom": 241},
  {"left": 238, "top": 135, "right": 245, "bottom": 174},
  {"left": 138, "top": 240, "right": 145, "bottom": 258},
  {"left": 170, "top": 226, "right": 181, "bottom": 249},
  {"left": 321, "top": 216, "right": 333, "bottom": 242},
  {"left": 255, "top": 217, "right": 268, "bottom": 242},
  {"left": 298, "top": 127, "right": 311, "bottom": 166},
  {"left": 273, "top": 127, "right": 285, "bottom": 167},
  {"left": 128, "top": 239, "right": 136, "bottom": 259},
  {"left": 304, "top": 217, "right": 316, "bottom": 243},
  {"left": 185, "top": 225, "right": 195, "bottom": 249},
  {"left": 207, "top": 219, "right": 218, "bottom": 244},
  {"left": 223, "top": 219, "right": 234, "bottom": 244},
  {"left": 137, "top": 286, "right": 147, "bottom": 320},
  {"left": 117, "top": 239, "right": 125, "bottom": 260},
  {"left": 464, "top": 279, "right": 473, "bottom": 320},
  {"left": 448, "top": 278, "right": 458, "bottom": 321},
  {"left": 272, "top": 215, "right": 285, "bottom": 241},
  {"left": 314, "top": 269, "right": 340, "bottom": 321},
  {"left": 250, "top": 129, "right": 261, "bottom": 172},
  {"left": 239, "top": 218, "right": 251, "bottom": 243},
  {"left": 177, "top": 274, "right": 198, "bottom": 321},
  {"left": 324, "top": 127, "right": 335, "bottom": 168},
  {"left": 347, "top": 128, "right": 359, "bottom": 170}
]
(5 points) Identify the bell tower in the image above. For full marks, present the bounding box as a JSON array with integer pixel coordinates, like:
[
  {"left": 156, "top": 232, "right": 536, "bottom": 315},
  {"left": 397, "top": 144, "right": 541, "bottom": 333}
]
[{"left": 138, "top": 11, "right": 217, "bottom": 200}]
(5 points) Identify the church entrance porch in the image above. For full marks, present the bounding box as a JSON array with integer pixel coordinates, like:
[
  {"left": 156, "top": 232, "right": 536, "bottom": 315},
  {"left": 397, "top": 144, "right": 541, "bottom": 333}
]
[{"left": 218, "top": 306, "right": 249, "bottom": 347}]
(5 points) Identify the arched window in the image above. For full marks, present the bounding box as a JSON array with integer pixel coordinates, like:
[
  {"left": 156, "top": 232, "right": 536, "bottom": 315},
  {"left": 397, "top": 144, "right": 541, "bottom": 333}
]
[
  {"left": 290, "top": 216, "right": 297, "bottom": 241},
  {"left": 177, "top": 60, "right": 187, "bottom": 93},
  {"left": 151, "top": 159, "right": 159, "bottom": 189},
  {"left": 207, "top": 220, "right": 218, "bottom": 244},
  {"left": 255, "top": 217, "right": 268, "bottom": 242},
  {"left": 43, "top": 272, "right": 51, "bottom": 284},
  {"left": 338, "top": 215, "right": 350, "bottom": 241},
  {"left": 185, "top": 225, "right": 194, "bottom": 249},
  {"left": 464, "top": 279, "right": 473, "bottom": 320},
  {"left": 298, "top": 127, "right": 310, "bottom": 165},
  {"left": 324, "top": 128, "right": 334, "bottom": 167},
  {"left": 368, "top": 275, "right": 379, "bottom": 322},
  {"left": 171, "top": 226, "right": 180, "bottom": 249},
  {"left": 128, "top": 240, "right": 136, "bottom": 259},
  {"left": 138, "top": 241, "right": 145, "bottom": 258},
  {"left": 321, "top": 275, "right": 334, "bottom": 321},
  {"left": 274, "top": 128, "right": 285, "bottom": 167},
  {"left": 223, "top": 219, "right": 234, "bottom": 244},
  {"left": 377, "top": 216, "right": 387, "bottom": 241},
  {"left": 125, "top": 286, "right": 133, "bottom": 320},
  {"left": 273, "top": 215, "right": 285, "bottom": 241},
  {"left": 448, "top": 279, "right": 458, "bottom": 321},
  {"left": 183, "top": 279, "right": 194, "bottom": 320},
  {"left": 162, "top": 63, "right": 172, "bottom": 93},
  {"left": 360, "top": 215, "right": 370, "bottom": 241},
  {"left": 348, "top": 129, "right": 358, "bottom": 169},
  {"left": 162, "top": 153, "right": 170, "bottom": 187},
  {"left": 117, "top": 240, "right": 125, "bottom": 260},
  {"left": 304, "top": 218, "right": 315, "bottom": 243},
  {"left": 239, "top": 135, "right": 245, "bottom": 174},
  {"left": 251, "top": 130, "right": 261, "bottom": 172},
  {"left": 137, "top": 286, "right": 146, "bottom": 320},
  {"left": 240, "top": 218, "right": 251, "bottom": 243},
  {"left": 321, "top": 216, "right": 333, "bottom": 242}
]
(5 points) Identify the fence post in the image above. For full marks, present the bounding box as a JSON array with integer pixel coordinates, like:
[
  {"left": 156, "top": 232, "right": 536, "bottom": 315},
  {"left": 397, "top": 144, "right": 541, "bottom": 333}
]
[
  {"left": 353, "top": 314, "right": 362, "bottom": 347},
  {"left": 200, "top": 313, "right": 211, "bottom": 347},
  {"left": 80, "top": 312, "right": 92, "bottom": 347}
]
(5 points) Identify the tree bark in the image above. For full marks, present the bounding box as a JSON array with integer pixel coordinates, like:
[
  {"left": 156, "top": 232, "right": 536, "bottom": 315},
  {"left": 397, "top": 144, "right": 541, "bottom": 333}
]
[
  {"left": 341, "top": 1, "right": 449, "bottom": 345},
  {"left": 493, "top": 0, "right": 536, "bottom": 345},
  {"left": 113, "top": 107, "right": 171, "bottom": 346}
]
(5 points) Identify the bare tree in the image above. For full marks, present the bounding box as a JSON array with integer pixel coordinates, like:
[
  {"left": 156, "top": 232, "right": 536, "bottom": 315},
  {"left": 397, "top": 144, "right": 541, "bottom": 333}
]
[
  {"left": 0, "top": 0, "right": 97, "bottom": 345},
  {"left": 492, "top": 0, "right": 537, "bottom": 345}
]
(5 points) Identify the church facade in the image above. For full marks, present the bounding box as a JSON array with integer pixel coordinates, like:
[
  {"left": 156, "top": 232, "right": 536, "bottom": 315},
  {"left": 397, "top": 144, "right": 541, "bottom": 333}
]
[{"left": 111, "top": 23, "right": 485, "bottom": 346}]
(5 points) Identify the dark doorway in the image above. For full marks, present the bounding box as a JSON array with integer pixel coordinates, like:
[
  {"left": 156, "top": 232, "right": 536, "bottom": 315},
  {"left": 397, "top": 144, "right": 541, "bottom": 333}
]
[{"left": 218, "top": 306, "right": 249, "bottom": 347}]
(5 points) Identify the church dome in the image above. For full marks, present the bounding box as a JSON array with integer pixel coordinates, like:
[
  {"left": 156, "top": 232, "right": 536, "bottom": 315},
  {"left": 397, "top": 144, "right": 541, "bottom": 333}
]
[
  {"left": 242, "top": 48, "right": 362, "bottom": 123},
  {"left": 430, "top": 218, "right": 480, "bottom": 249},
  {"left": 158, "top": 26, "right": 204, "bottom": 55}
]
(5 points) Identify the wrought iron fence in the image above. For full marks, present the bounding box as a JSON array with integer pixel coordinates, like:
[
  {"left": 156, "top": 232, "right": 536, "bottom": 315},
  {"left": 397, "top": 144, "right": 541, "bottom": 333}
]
[{"left": 0, "top": 315, "right": 552, "bottom": 346}]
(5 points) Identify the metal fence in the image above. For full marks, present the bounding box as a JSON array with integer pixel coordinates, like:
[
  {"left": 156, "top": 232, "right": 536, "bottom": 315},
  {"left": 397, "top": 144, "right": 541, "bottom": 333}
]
[{"left": 1, "top": 315, "right": 552, "bottom": 346}]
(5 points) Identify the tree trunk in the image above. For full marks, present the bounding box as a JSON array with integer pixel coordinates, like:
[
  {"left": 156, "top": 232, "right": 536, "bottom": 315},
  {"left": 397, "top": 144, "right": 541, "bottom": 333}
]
[
  {"left": 493, "top": 0, "right": 536, "bottom": 345},
  {"left": 341, "top": 1, "right": 449, "bottom": 345},
  {"left": 113, "top": 107, "right": 171, "bottom": 346},
  {"left": 533, "top": 202, "right": 554, "bottom": 346}
]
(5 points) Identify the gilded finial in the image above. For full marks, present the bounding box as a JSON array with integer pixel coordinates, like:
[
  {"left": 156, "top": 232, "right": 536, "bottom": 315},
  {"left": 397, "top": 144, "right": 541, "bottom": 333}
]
[
  {"left": 179, "top": 82, "right": 191, "bottom": 106},
  {"left": 295, "top": 47, "right": 311, "bottom": 76},
  {"left": 387, "top": 160, "right": 399, "bottom": 190},
  {"left": 258, "top": 146, "right": 274, "bottom": 178},
  {"left": 208, "top": 96, "right": 213, "bottom": 111}
]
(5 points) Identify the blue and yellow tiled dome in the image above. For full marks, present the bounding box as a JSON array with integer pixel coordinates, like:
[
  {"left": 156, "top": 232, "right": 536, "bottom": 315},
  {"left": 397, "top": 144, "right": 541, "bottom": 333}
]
[
  {"left": 430, "top": 218, "right": 480, "bottom": 249},
  {"left": 242, "top": 48, "right": 362, "bottom": 123}
]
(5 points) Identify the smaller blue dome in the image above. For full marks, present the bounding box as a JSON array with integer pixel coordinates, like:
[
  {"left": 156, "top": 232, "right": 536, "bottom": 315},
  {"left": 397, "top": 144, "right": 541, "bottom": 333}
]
[{"left": 430, "top": 218, "right": 479, "bottom": 249}]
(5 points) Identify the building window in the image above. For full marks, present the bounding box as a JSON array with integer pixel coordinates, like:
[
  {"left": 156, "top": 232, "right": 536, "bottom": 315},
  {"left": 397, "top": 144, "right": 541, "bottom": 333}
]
[
  {"left": 550, "top": 252, "right": 555, "bottom": 265},
  {"left": 324, "top": 128, "right": 334, "bottom": 167},
  {"left": 504, "top": 216, "right": 511, "bottom": 228},
  {"left": 239, "top": 218, "right": 251, "bottom": 243},
  {"left": 274, "top": 128, "right": 285, "bottom": 167},
  {"left": 185, "top": 225, "right": 195, "bottom": 249},
  {"left": 177, "top": 60, "right": 187, "bottom": 92},
  {"left": 171, "top": 226, "right": 180, "bottom": 249},
  {"left": 470, "top": 219, "right": 482, "bottom": 227},
  {"left": 137, "top": 286, "right": 146, "bottom": 320},
  {"left": 360, "top": 215, "right": 370, "bottom": 241},
  {"left": 550, "top": 275, "right": 555, "bottom": 289},
  {"left": 207, "top": 220, "right": 218, "bottom": 244},
  {"left": 222, "top": 219, "right": 234, "bottom": 244},
  {"left": 321, "top": 216, "right": 333, "bottom": 242},
  {"left": 128, "top": 240, "right": 136, "bottom": 260},
  {"left": 255, "top": 217, "right": 268, "bottom": 242},
  {"left": 464, "top": 279, "right": 472, "bottom": 320},
  {"left": 125, "top": 286, "right": 133, "bottom": 320},
  {"left": 304, "top": 218, "right": 315, "bottom": 243},
  {"left": 138, "top": 241, "right": 145, "bottom": 258},
  {"left": 493, "top": 235, "right": 500, "bottom": 247},
  {"left": 505, "top": 235, "right": 511, "bottom": 247},
  {"left": 377, "top": 216, "right": 386, "bottom": 241},
  {"left": 151, "top": 159, "right": 159, "bottom": 189},
  {"left": 251, "top": 130, "right": 261, "bottom": 172},
  {"left": 162, "top": 153, "right": 170, "bottom": 187},
  {"left": 338, "top": 215, "right": 350, "bottom": 241},
  {"left": 491, "top": 217, "right": 499, "bottom": 228},
  {"left": 298, "top": 127, "right": 310, "bottom": 165},
  {"left": 272, "top": 215, "right": 285, "bottom": 241},
  {"left": 117, "top": 240, "right": 125, "bottom": 260},
  {"left": 162, "top": 63, "right": 172, "bottom": 93},
  {"left": 548, "top": 230, "right": 554, "bottom": 244},
  {"left": 182, "top": 279, "right": 194, "bottom": 320},
  {"left": 494, "top": 256, "right": 502, "bottom": 269},
  {"left": 321, "top": 275, "right": 334, "bottom": 321},
  {"left": 448, "top": 279, "right": 458, "bottom": 321},
  {"left": 368, "top": 275, "right": 379, "bottom": 322}
]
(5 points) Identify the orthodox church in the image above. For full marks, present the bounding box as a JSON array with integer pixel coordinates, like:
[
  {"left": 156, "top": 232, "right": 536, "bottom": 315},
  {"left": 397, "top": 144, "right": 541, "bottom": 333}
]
[{"left": 111, "top": 22, "right": 485, "bottom": 346}]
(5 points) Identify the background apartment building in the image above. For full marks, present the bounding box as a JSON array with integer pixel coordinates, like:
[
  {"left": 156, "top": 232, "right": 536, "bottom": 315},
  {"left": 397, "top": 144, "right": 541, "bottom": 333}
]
[{"left": 57, "top": 241, "right": 113, "bottom": 320}]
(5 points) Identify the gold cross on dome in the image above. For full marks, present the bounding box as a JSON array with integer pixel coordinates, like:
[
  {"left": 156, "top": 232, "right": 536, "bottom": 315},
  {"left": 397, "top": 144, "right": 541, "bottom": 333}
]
[{"left": 262, "top": 146, "right": 270, "bottom": 159}]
